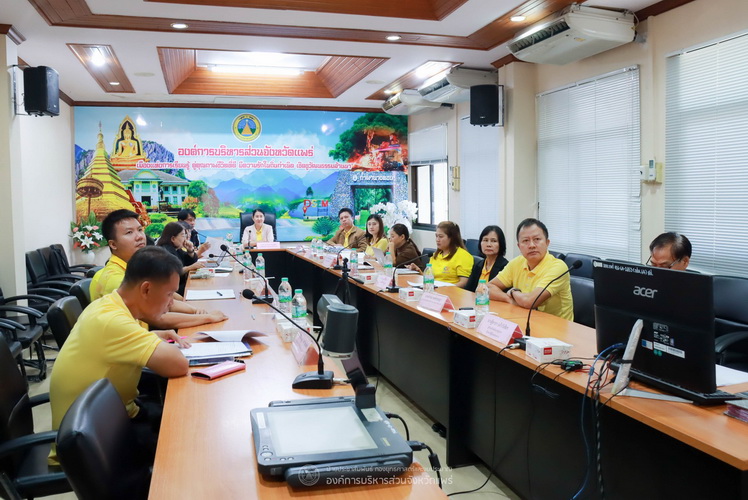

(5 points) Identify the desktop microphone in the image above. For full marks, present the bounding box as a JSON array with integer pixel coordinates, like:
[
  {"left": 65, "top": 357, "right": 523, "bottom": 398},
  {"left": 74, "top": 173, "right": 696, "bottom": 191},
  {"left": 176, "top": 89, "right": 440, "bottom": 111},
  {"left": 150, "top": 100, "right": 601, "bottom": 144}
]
[
  {"left": 522, "top": 260, "right": 582, "bottom": 344},
  {"left": 242, "top": 289, "right": 334, "bottom": 389},
  {"left": 386, "top": 253, "right": 428, "bottom": 293},
  {"left": 217, "top": 244, "right": 273, "bottom": 304}
]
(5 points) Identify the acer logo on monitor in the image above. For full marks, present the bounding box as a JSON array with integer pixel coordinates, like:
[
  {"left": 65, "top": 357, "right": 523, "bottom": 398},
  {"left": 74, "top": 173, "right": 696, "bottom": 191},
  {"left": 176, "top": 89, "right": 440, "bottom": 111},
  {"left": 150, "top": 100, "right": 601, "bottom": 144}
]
[{"left": 633, "top": 285, "right": 658, "bottom": 298}]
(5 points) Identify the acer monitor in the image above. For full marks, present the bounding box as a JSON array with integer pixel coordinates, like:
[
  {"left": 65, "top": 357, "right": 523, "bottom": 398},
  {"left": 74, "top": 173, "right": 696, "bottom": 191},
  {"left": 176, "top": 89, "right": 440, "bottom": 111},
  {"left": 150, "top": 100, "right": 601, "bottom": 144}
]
[{"left": 593, "top": 260, "right": 716, "bottom": 394}]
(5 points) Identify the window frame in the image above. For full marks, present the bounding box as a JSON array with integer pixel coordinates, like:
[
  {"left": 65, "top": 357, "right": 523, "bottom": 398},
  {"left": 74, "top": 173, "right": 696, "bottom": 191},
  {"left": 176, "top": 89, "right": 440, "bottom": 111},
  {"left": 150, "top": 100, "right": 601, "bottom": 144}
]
[{"left": 411, "top": 160, "right": 448, "bottom": 230}]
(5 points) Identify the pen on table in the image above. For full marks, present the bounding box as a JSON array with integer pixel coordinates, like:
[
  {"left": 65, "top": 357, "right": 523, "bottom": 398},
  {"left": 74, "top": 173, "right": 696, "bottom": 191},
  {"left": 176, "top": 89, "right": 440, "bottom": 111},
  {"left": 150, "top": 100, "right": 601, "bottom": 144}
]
[
  {"left": 216, "top": 291, "right": 223, "bottom": 296},
  {"left": 251, "top": 314, "right": 256, "bottom": 320},
  {"left": 167, "top": 336, "right": 188, "bottom": 343}
]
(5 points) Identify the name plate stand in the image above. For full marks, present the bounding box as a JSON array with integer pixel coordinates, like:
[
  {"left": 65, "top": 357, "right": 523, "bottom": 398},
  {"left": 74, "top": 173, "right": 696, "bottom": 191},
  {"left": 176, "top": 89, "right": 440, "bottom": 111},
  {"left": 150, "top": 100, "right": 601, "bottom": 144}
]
[
  {"left": 418, "top": 292, "right": 455, "bottom": 312},
  {"left": 476, "top": 315, "right": 523, "bottom": 345},
  {"left": 257, "top": 242, "right": 281, "bottom": 249},
  {"left": 321, "top": 254, "right": 337, "bottom": 268},
  {"left": 290, "top": 327, "right": 318, "bottom": 366},
  {"left": 375, "top": 274, "right": 393, "bottom": 290}
]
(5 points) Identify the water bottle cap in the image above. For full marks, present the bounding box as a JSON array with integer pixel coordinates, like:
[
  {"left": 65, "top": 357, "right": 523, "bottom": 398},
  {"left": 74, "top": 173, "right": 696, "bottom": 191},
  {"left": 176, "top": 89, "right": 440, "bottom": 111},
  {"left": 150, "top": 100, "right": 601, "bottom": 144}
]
[
  {"left": 479, "top": 279, "right": 486, "bottom": 283},
  {"left": 294, "top": 289, "right": 302, "bottom": 294},
  {"left": 258, "top": 253, "right": 263, "bottom": 256},
  {"left": 281, "top": 277, "right": 288, "bottom": 282},
  {"left": 426, "top": 263, "right": 432, "bottom": 268}
]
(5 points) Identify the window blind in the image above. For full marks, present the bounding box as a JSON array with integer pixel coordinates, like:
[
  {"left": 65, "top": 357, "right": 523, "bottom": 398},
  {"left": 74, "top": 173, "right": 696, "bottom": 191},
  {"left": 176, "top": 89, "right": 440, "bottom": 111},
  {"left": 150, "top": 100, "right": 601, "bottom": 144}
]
[
  {"left": 409, "top": 124, "right": 447, "bottom": 164},
  {"left": 537, "top": 67, "right": 641, "bottom": 261},
  {"left": 665, "top": 31, "right": 748, "bottom": 277},
  {"left": 459, "top": 116, "right": 501, "bottom": 239}
]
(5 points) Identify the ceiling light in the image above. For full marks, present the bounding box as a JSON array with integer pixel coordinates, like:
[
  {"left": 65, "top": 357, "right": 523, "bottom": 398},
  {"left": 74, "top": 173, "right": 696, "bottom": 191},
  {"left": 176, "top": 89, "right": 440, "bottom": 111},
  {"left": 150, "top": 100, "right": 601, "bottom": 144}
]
[
  {"left": 171, "top": 22, "right": 189, "bottom": 29},
  {"left": 386, "top": 35, "right": 402, "bottom": 41},
  {"left": 210, "top": 65, "right": 302, "bottom": 76},
  {"left": 90, "top": 48, "right": 106, "bottom": 67},
  {"left": 109, "top": 81, "right": 120, "bottom": 85},
  {"left": 510, "top": 15, "right": 526, "bottom": 22}
]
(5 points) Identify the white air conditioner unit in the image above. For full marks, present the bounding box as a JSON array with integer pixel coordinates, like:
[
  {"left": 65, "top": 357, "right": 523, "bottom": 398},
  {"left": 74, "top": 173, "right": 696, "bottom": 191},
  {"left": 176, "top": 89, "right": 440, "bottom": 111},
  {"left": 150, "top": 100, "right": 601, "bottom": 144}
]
[
  {"left": 507, "top": 4, "right": 635, "bottom": 65},
  {"left": 418, "top": 67, "right": 497, "bottom": 104},
  {"left": 382, "top": 89, "right": 443, "bottom": 115}
]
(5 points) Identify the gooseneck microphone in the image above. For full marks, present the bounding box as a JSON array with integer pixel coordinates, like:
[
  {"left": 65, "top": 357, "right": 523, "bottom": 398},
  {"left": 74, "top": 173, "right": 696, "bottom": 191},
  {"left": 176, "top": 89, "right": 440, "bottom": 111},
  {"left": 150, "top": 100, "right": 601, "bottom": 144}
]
[
  {"left": 216, "top": 244, "right": 273, "bottom": 304},
  {"left": 385, "top": 253, "right": 429, "bottom": 293},
  {"left": 242, "top": 289, "right": 334, "bottom": 389},
  {"left": 524, "top": 259, "right": 582, "bottom": 338}
]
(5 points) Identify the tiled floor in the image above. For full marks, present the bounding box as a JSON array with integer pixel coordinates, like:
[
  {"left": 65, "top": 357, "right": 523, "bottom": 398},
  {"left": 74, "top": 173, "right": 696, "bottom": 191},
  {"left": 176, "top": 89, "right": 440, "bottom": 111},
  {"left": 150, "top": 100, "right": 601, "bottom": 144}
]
[{"left": 28, "top": 358, "right": 518, "bottom": 499}]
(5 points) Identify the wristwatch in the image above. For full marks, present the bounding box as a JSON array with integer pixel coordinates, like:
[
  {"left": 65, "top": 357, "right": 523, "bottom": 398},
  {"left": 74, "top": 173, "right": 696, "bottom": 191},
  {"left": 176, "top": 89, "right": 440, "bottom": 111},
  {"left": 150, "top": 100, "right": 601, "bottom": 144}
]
[{"left": 507, "top": 288, "right": 516, "bottom": 298}]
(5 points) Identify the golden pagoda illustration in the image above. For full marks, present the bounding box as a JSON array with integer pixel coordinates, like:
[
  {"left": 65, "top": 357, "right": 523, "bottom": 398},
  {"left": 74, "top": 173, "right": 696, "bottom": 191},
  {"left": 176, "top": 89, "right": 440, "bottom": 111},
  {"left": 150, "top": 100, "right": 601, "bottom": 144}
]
[
  {"left": 75, "top": 125, "right": 139, "bottom": 221},
  {"left": 110, "top": 115, "right": 148, "bottom": 171}
]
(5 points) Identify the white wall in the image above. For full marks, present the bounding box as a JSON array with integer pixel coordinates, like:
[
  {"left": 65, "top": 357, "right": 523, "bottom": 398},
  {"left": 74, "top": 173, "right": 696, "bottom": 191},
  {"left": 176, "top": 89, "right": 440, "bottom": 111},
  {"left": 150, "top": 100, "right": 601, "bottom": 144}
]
[
  {"left": 19, "top": 101, "right": 77, "bottom": 261},
  {"left": 407, "top": 0, "right": 748, "bottom": 263}
]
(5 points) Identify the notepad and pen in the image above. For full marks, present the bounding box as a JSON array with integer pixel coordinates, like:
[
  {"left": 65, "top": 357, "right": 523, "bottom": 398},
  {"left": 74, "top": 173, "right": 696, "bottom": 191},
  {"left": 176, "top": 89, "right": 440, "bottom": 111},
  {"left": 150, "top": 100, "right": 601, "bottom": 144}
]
[
  {"left": 185, "top": 289, "right": 236, "bottom": 300},
  {"left": 182, "top": 329, "right": 268, "bottom": 360}
]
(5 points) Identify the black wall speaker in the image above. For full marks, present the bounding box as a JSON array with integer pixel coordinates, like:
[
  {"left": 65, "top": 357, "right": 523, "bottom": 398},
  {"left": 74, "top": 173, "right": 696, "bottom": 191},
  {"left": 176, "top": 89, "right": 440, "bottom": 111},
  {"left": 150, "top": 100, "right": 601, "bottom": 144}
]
[
  {"left": 23, "top": 66, "right": 60, "bottom": 117},
  {"left": 470, "top": 84, "right": 503, "bottom": 127}
]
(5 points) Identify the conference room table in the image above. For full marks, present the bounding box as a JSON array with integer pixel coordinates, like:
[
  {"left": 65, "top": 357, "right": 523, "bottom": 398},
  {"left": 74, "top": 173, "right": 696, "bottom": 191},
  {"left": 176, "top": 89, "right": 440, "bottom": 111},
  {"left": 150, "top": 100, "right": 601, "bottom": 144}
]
[
  {"left": 148, "top": 263, "right": 446, "bottom": 499},
  {"left": 153, "top": 247, "right": 748, "bottom": 499}
]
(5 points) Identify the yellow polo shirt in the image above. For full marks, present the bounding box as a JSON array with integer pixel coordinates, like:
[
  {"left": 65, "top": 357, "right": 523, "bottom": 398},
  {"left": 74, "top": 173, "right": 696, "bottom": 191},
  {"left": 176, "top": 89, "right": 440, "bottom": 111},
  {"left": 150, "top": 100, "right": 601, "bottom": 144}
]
[
  {"left": 365, "top": 237, "right": 389, "bottom": 256},
  {"left": 49, "top": 290, "right": 162, "bottom": 432},
  {"left": 429, "top": 247, "right": 474, "bottom": 284},
  {"left": 494, "top": 252, "right": 574, "bottom": 321},
  {"left": 90, "top": 254, "right": 127, "bottom": 301}
]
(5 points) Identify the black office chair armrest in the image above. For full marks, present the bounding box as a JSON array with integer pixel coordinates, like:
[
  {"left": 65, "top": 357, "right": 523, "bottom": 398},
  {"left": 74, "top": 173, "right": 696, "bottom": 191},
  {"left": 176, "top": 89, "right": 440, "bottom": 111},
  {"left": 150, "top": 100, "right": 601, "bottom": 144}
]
[
  {"left": 45, "top": 273, "right": 82, "bottom": 283},
  {"left": 30, "top": 280, "right": 74, "bottom": 291},
  {"left": 27, "top": 288, "right": 69, "bottom": 299},
  {"left": 0, "top": 431, "right": 57, "bottom": 460},
  {"left": 0, "top": 318, "right": 27, "bottom": 330},
  {"left": 69, "top": 264, "right": 96, "bottom": 271},
  {"left": 715, "top": 331, "right": 748, "bottom": 354},
  {"left": 29, "top": 393, "right": 51, "bottom": 407},
  {"left": 0, "top": 304, "right": 44, "bottom": 319},
  {"left": 5, "top": 294, "right": 57, "bottom": 304}
]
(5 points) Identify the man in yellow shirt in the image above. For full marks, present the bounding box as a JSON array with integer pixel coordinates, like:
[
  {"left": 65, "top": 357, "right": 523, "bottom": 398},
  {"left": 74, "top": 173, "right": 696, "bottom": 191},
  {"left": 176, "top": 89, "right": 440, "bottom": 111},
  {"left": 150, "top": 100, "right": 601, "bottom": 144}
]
[
  {"left": 50, "top": 246, "right": 191, "bottom": 460},
  {"left": 91, "top": 209, "right": 227, "bottom": 328},
  {"left": 329, "top": 208, "right": 367, "bottom": 251},
  {"left": 488, "top": 218, "right": 573, "bottom": 321}
]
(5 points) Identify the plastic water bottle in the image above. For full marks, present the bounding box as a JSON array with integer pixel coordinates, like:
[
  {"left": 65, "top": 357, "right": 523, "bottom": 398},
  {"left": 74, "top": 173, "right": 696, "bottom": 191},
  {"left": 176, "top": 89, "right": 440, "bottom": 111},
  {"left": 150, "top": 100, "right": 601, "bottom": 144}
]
[
  {"left": 278, "top": 278, "right": 293, "bottom": 315},
  {"left": 256, "top": 253, "right": 266, "bottom": 278},
  {"left": 384, "top": 251, "right": 393, "bottom": 277},
  {"left": 292, "top": 289, "right": 307, "bottom": 320},
  {"left": 311, "top": 238, "right": 318, "bottom": 257},
  {"left": 242, "top": 251, "right": 253, "bottom": 284},
  {"left": 349, "top": 250, "right": 359, "bottom": 276},
  {"left": 423, "top": 263, "right": 435, "bottom": 293},
  {"left": 476, "top": 279, "right": 490, "bottom": 313}
]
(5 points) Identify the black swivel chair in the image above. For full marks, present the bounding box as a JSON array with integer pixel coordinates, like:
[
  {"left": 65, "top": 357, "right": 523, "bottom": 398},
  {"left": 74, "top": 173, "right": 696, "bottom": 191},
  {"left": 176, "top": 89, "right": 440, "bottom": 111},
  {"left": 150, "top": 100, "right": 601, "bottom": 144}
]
[
  {"left": 570, "top": 276, "right": 595, "bottom": 328},
  {"left": 563, "top": 253, "right": 599, "bottom": 279},
  {"left": 549, "top": 250, "right": 566, "bottom": 261},
  {"left": 465, "top": 239, "right": 481, "bottom": 258},
  {"left": 57, "top": 379, "right": 151, "bottom": 500},
  {"left": 46, "top": 297, "right": 83, "bottom": 350},
  {"left": 713, "top": 275, "right": 748, "bottom": 371},
  {"left": 40, "top": 244, "right": 96, "bottom": 276},
  {"left": 0, "top": 288, "right": 53, "bottom": 380},
  {"left": 69, "top": 279, "right": 93, "bottom": 310},
  {"left": 239, "top": 211, "right": 277, "bottom": 244},
  {"left": 0, "top": 336, "right": 71, "bottom": 499},
  {"left": 25, "top": 251, "right": 79, "bottom": 292}
]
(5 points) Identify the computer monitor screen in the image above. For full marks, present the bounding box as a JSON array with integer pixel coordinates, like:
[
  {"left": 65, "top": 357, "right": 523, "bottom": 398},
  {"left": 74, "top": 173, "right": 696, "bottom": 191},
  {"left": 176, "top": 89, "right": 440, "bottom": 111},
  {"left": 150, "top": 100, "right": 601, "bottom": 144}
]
[{"left": 593, "top": 260, "right": 716, "bottom": 394}]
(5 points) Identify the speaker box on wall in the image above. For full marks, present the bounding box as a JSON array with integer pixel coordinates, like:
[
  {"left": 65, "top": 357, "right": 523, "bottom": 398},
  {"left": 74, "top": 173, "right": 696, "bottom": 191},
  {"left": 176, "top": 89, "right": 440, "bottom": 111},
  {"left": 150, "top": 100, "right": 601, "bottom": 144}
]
[
  {"left": 23, "top": 66, "right": 60, "bottom": 117},
  {"left": 470, "top": 84, "right": 504, "bottom": 127}
]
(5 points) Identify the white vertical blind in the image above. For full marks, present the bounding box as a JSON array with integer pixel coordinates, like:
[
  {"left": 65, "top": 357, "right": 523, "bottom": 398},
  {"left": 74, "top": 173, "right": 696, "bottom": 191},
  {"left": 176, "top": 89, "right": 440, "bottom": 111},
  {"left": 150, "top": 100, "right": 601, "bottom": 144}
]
[
  {"left": 459, "top": 116, "right": 501, "bottom": 239},
  {"left": 409, "top": 124, "right": 447, "bottom": 163},
  {"left": 665, "top": 31, "right": 748, "bottom": 277},
  {"left": 537, "top": 67, "right": 641, "bottom": 260}
]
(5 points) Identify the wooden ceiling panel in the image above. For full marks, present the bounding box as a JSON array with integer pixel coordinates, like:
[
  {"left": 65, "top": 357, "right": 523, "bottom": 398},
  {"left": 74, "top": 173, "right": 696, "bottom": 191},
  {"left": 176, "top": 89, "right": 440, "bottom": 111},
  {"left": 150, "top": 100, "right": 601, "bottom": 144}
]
[
  {"left": 173, "top": 67, "right": 333, "bottom": 97},
  {"left": 0, "top": 24, "right": 25, "bottom": 45},
  {"left": 144, "top": 0, "right": 468, "bottom": 21},
  {"left": 67, "top": 44, "right": 135, "bottom": 93},
  {"left": 317, "top": 56, "right": 388, "bottom": 97},
  {"left": 158, "top": 48, "right": 197, "bottom": 93}
]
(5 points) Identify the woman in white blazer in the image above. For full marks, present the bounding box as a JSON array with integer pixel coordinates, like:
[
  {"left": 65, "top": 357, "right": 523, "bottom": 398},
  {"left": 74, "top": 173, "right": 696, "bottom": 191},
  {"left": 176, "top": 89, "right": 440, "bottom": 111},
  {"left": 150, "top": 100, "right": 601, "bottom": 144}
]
[{"left": 241, "top": 209, "right": 275, "bottom": 248}]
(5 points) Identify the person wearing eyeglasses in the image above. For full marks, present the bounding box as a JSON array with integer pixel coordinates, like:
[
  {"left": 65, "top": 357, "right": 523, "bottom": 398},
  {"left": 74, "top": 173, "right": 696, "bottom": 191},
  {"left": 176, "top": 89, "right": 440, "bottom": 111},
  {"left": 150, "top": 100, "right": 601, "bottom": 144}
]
[{"left": 648, "top": 232, "right": 691, "bottom": 271}]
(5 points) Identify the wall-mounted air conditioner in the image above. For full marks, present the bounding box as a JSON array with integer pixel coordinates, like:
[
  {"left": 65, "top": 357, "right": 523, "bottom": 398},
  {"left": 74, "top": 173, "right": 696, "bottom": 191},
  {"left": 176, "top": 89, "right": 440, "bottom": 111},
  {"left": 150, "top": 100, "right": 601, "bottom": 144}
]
[
  {"left": 418, "top": 67, "right": 497, "bottom": 104},
  {"left": 507, "top": 4, "right": 635, "bottom": 65},
  {"left": 382, "top": 89, "right": 443, "bottom": 115}
]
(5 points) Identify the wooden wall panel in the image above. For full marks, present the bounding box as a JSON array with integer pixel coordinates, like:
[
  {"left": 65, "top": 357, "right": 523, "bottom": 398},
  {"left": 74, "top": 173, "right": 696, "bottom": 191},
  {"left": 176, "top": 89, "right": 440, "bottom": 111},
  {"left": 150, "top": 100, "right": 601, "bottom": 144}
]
[{"left": 158, "top": 48, "right": 197, "bottom": 93}]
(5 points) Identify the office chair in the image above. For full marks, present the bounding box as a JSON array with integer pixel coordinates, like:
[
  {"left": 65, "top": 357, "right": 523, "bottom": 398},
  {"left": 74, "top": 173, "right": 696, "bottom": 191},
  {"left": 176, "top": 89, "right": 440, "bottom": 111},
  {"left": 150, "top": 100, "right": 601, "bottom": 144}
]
[
  {"left": 0, "top": 319, "right": 25, "bottom": 363},
  {"left": 44, "top": 244, "right": 96, "bottom": 275},
  {"left": 46, "top": 297, "right": 83, "bottom": 350},
  {"left": 25, "top": 251, "right": 79, "bottom": 291},
  {"left": 57, "top": 379, "right": 151, "bottom": 500},
  {"left": 0, "top": 288, "right": 52, "bottom": 380},
  {"left": 69, "top": 278, "right": 93, "bottom": 310},
  {"left": 570, "top": 276, "right": 595, "bottom": 328},
  {"left": 563, "top": 253, "right": 599, "bottom": 279},
  {"left": 549, "top": 250, "right": 566, "bottom": 261},
  {"left": 0, "top": 336, "right": 71, "bottom": 499},
  {"left": 713, "top": 275, "right": 748, "bottom": 371},
  {"left": 239, "top": 211, "right": 277, "bottom": 243},
  {"left": 465, "top": 239, "right": 481, "bottom": 257}
]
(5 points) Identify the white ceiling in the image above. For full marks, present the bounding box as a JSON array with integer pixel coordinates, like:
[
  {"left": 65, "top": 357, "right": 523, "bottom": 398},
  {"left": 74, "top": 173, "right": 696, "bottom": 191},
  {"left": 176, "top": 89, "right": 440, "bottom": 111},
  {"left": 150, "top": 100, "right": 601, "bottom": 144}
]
[{"left": 2, "top": 0, "right": 663, "bottom": 109}]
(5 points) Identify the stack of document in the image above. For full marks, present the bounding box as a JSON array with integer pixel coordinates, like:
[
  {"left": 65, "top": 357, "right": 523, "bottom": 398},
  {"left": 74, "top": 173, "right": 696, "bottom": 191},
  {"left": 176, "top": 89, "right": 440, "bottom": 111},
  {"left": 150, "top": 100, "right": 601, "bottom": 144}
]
[{"left": 182, "top": 342, "right": 252, "bottom": 359}]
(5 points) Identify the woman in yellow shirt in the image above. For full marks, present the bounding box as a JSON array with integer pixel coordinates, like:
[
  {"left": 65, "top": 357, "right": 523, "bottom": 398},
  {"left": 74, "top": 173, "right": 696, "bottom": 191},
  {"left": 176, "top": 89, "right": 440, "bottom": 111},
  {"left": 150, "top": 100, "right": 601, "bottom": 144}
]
[
  {"left": 409, "top": 221, "right": 474, "bottom": 288},
  {"left": 364, "top": 214, "right": 389, "bottom": 256}
]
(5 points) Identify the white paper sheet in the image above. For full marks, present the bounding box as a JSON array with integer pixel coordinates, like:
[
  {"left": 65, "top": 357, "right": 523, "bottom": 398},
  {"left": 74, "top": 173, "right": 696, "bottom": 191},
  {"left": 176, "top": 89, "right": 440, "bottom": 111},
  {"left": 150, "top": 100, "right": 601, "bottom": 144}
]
[
  {"left": 185, "top": 289, "right": 236, "bottom": 300},
  {"left": 197, "top": 330, "right": 266, "bottom": 342},
  {"left": 716, "top": 364, "right": 748, "bottom": 387},
  {"left": 182, "top": 341, "right": 252, "bottom": 359}
]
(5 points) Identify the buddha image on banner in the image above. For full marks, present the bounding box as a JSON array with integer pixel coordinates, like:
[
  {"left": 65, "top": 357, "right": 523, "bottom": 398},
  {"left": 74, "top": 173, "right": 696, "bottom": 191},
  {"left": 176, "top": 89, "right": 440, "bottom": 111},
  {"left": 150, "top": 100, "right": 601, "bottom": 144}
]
[{"left": 73, "top": 109, "right": 409, "bottom": 242}]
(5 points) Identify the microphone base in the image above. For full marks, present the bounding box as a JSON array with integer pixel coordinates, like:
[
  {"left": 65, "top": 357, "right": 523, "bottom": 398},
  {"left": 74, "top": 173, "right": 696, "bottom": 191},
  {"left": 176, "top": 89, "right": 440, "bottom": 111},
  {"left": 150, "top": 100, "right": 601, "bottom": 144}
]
[
  {"left": 252, "top": 294, "right": 274, "bottom": 304},
  {"left": 385, "top": 286, "right": 400, "bottom": 293},
  {"left": 514, "top": 336, "right": 528, "bottom": 350},
  {"left": 292, "top": 370, "right": 335, "bottom": 389}
]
